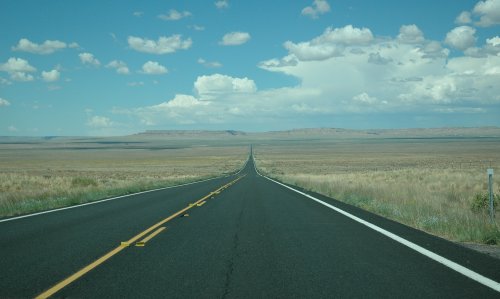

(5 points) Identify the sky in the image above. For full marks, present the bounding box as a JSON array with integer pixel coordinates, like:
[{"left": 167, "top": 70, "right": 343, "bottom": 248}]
[{"left": 1, "top": 0, "right": 499, "bottom": 136}]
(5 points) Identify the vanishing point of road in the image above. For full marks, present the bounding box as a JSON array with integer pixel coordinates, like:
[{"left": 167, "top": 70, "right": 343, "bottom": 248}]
[{"left": 1, "top": 153, "right": 499, "bottom": 298}]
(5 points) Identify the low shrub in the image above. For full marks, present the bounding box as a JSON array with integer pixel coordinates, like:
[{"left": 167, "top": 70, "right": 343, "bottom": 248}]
[{"left": 471, "top": 192, "right": 499, "bottom": 212}]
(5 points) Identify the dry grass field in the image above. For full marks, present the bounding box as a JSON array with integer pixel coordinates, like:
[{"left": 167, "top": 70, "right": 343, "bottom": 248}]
[
  {"left": 0, "top": 137, "right": 247, "bottom": 217},
  {"left": 254, "top": 137, "right": 500, "bottom": 245}
]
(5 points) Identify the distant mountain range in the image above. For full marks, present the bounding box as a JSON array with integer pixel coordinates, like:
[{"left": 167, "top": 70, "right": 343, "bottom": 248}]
[{"left": 134, "top": 127, "right": 500, "bottom": 139}]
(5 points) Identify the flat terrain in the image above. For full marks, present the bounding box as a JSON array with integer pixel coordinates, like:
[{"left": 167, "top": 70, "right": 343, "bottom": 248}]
[
  {"left": 0, "top": 136, "right": 247, "bottom": 217},
  {"left": 254, "top": 137, "right": 500, "bottom": 246},
  {"left": 1, "top": 157, "right": 499, "bottom": 298}
]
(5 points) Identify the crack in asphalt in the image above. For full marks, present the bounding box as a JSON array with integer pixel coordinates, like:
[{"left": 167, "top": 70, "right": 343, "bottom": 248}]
[{"left": 221, "top": 206, "right": 244, "bottom": 299}]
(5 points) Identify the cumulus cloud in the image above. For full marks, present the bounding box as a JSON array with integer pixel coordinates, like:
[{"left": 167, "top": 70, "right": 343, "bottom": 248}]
[
  {"left": 368, "top": 52, "right": 392, "bottom": 65},
  {"left": 128, "top": 94, "right": 210, "bottom": 126},
  {"left": 133, "top": 11, "right": 144, "bottom": 17},
  {"left": 0, "top": 98, "right": 11, "bottom": 107},
  {"left": 0, "top": 57, "right": 36, "bottom": 81},
  {"left": 114, "top": 23, "right": 500, "bottom": 129},
  {"left": 198, "top": 58, "right": 222, "bottom": 68},
  {"left": 141, "top": 61, "right": 168, "bottom": 75},
  {"left": 106, "top": 60, "right": 130, "bottom": 75},
  {"left": 397, "top": 24, "right": 425, "bottom": 44},
  {"left": 41, "top": 69, "right": 60, "bottom": 82},
  {"left": 87, "top": 115, "right": 113, "bottom": 128},
  {"left": 283, "top": 25, "right": 373, "bottom": 61},
  {"left": 258, "top": 55, "right": 298, "bottom": 68},
  {"left": 259, "top": 23, "right": 500, "bottom": 116},
  {"left": 215, "top": 0, "right": 229, "bottom": 9},
  {"left": 462, "top": 35, "right": 500, "bottom": 58},
  {"left": 455, "top": 11, "right": 472, "bottom": 24},
  {"left": 220, "top": 32, "right": 251, "bottom": 46},
  {"left": 79, "top": 52, "right": 101, "bottom": 66},
  {"left": 302, "top": 0, "right": 331, "bottom": 19},
  {"left": 155, "top": 94, "right": 207, "bottom": 109},
  {"left": 128, "top": 35, "right": 192, "bottom": 54},
  {"left": 12, "top": 38, "right": 70, "bottom": 54},
  {"left": 0, "top": 57, "right": 36, "bottom": 73},
  {"left": 8, "top": 125, "right": 18, "bottom": 132},
  {"left": 445, "top": 26, "right": 476, "bottom": 51},
  {"left": 473, "top": 0, "right": 500, "bottom": 27},
  {"left": 194, "top": 73, "right": 256, "bottom": 97},
  {"left": 158, "top": 9, "right": 192, "bottom": 21}
]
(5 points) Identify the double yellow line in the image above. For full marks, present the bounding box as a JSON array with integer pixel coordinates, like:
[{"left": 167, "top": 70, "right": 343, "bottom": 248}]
[{"left": 36, "top": 175, "right": 245, "bottom": 299}]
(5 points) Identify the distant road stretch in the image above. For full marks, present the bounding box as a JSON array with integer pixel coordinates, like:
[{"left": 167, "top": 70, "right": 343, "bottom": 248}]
[{"left": 1, "top": 154, "right": 499, "bottom": 298}]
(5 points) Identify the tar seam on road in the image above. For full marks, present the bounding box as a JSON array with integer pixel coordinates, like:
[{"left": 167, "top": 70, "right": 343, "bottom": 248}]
[
  {"left": 0, "top": 157, "right": 251, "bottom": 224},
  {"left": 35, "top": 175, "right": 245, "bottom": 299},
  {"left": 252, "top": 158, "right": 500, "bottom": 293}
]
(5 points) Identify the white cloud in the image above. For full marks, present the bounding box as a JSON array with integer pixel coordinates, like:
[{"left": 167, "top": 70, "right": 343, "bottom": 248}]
[
  {"left": 8, "top": 125, "right": 18, "bottom": 132},
  {"left": 313, "top": 25, "right": 373, "bottom": 45},
  {"left": 368, "top": 52, "right": 392, "bottom": 65},
  {"left": 10, "top": 72, "right": 34, "bottom": 82},
  {"left": 198, "top": 58, "right": 222, "bottom": 68},
  {"left": 283, "top": 25, "right": 373, "bottom": 61},
  {"left": 302, "top": 0, "right": 331, "bottom": 19},
  {"left": 487, "top": 36, "right": 500, "bottom": 47},
  {"left": 133, "top": 11, "right": 144, "bottom": 17},
  {"left": 79, "top": 52, "right": 101, "bottom": 66},
  {"left": 215, "top": 0, "right": 229, "bottom": 9},
  {"left": 445, "top": 26, "right": 476, "bottom": 51},
  {"left": 114, "top": 23, "right": 500, "bottom": 129},
  {"left": 194, "top": 73, "right": 256, "bottom": 97},
  {"left": 455, "top": 11, "right": 472, "bottom": 24},
  {"left": 397, "top": 25, "right": 425, "bottom": 44},
  {"left": 260, "top": 24, "right": 500, "bottom": 115},
  {"left": 0, "top": 98, "right": 11, "bottom": 107},
  {"left": 473, "top": 0, "right": 500, "bottom": 27},
  {"left": 156, "top": 94, "right": 207, "bottom": 108},
  {"left": 141, "top": 61, "right": 168, "bottom": 75},
  {"left": 0, "top": 57, "right": 36, "bottom": 73},
  {"left": 128, "top": 35, "right": 192, "bottom": 54},
  {"left": 41, "top": 69, "right": 60, "bottom": 82},
  {"left": 0, "top": 57, "right": 36, "bottom": 81},
  {"left": 12, "top": 38, "right": 67, "bottom": 54},
  {"left": 130, "top": 94, "right": 209, "bottom": 126},
  {"left": 220, "top": 32, "right": 251, "bottom": 46},
  {"left": 352, "top": 92, "right": 387, "bottom": 105},
  {"left": 87, "top": 116, "right": 113, "bottom": 128},
  {"left": 106, "top": 60, "right": 130, "bottom": 75},
  {"left": 158, "top": 9, "right": 192, "bottom": 21}
]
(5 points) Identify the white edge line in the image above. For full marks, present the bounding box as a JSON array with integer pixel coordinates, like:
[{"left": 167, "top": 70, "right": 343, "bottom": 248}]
[
  {"left": 0, "top": 156, "right": 251, "bottom": 224},
  {"left": 252, "top": 157, "right": 500, "bottom": 292}
]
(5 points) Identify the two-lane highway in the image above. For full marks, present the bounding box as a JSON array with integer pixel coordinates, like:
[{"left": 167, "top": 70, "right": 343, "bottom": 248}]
[{"left": 1, "top": 154, "right": 499, "bottom": 298}]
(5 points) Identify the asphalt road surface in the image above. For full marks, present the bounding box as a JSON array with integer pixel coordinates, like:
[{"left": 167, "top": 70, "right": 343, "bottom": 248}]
[{"left": 1, "top": 155, "right": 499, "bottom": 298}]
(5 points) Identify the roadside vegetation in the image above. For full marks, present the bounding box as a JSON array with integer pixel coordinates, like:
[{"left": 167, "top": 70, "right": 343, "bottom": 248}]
[
  {"left": 254, "top": 138, "right": 500, "bottom": 245},
  {"left": 0, "top": 139, "right": 247, "bottom": 217}
]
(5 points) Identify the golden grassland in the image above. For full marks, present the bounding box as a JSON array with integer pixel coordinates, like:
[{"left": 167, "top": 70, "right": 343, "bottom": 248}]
[
  {"left": 254, "top": 138, "right": 500, "bottom": 245},
  {"left": 0, "top": 139, "right": 247, "bottom": 217}
]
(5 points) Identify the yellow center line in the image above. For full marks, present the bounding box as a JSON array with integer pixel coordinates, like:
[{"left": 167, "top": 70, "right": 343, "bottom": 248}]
[
  {"left": 35, "top": 175, "right": 245, "bottom": 299},
  {"left": 135, "top": 227, "right": 166, "bottom": 247}
]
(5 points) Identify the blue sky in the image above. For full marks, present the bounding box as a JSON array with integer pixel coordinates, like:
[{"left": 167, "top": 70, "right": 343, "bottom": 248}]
[{"left": 1, "top": 0, "right": 499, "bottom": 136}]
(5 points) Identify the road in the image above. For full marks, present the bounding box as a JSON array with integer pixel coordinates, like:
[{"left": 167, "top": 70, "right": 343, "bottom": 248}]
[{"left": 0, "top": 154, "right": 499, "bottom": 298}]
